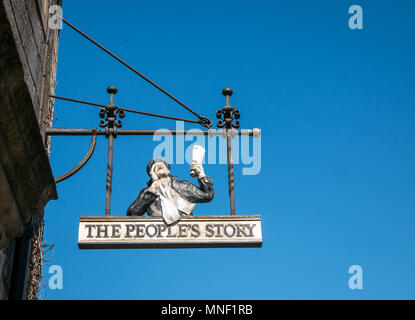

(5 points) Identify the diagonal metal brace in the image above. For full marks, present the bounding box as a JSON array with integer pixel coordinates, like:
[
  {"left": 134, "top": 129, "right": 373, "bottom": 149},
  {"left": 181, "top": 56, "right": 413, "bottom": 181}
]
[{"left": 55, "top": 128, "right": 98, "bottom": 183}]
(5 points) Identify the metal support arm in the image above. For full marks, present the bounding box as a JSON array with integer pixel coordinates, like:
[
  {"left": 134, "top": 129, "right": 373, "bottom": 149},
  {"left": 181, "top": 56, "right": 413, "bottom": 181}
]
[
  {"left": 46, "top": 128, "right": 261, "bottom": 137},
  {"left": 54, "top": 130, "right": 98, "bottom": 183}
]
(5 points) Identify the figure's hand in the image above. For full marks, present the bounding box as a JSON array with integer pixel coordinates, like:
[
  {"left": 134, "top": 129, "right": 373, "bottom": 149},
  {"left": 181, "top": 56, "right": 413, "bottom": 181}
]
[
  {"left": 190, "top": 162, "right": 205, "bottom": 178},
  {"left": 149, "top": 166, "right": 159, "bottom": 182},
  {"left": 148, "top": 179, "right": 161, "bottom": 194}
]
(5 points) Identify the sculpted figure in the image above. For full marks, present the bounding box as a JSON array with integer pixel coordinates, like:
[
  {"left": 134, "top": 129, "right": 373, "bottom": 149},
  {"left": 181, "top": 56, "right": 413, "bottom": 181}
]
[{"left": 127, "top": 154, "right": 214, "bottom": 225}]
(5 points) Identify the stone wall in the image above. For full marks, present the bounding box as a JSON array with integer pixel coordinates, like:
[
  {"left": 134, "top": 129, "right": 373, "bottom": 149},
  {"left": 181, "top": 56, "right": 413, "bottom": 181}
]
[{"left": 0, "top": 0, "right": 61, "bottom": 299}]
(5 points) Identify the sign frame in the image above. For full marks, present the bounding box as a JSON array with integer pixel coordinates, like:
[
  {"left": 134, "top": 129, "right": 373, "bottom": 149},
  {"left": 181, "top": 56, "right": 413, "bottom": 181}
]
[{"left": 78, "top": 215, "right": 262, "bottom": 249}]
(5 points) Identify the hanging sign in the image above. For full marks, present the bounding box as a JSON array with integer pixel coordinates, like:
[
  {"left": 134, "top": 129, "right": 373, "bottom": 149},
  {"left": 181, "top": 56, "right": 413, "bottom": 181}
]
[
  {"left": 78, "top": 215, "right": 262, "bottom": 249},
  {"left": 49, "top": 83, "right": 263, "bottom": 250}
]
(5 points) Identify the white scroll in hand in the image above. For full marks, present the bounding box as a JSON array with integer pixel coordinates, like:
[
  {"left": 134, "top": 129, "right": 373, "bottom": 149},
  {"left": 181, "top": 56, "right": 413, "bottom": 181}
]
[{"left": 190, "top": 145, "right": 205, "bottom": 177}]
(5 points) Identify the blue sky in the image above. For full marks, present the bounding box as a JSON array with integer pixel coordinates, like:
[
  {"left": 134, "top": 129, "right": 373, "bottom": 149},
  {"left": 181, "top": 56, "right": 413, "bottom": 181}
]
[{"left": 43, "top": 0, "right": 415, "bottom": 299}]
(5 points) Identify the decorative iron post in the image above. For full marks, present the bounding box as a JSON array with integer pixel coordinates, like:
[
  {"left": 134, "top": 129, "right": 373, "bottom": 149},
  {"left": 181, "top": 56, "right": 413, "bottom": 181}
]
[
  {"left": 100, "top": 86, "right": 125, "bottom": 216},
  {"left": 216, "top": 88, "right": 240, "bottom": 215}
]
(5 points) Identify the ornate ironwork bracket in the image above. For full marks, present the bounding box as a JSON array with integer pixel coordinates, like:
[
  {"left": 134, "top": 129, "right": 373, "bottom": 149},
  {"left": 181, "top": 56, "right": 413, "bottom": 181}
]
[
  {"left": 52, "top": 86, "right": 126, "bottom": 216},
  {"left": 48, "top": 87, "right": 260, "bottom": 217}
]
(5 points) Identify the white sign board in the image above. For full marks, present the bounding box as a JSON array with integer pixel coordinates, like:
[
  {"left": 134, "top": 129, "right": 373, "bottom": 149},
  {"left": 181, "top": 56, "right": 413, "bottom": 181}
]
[{"left": 78, "top": 215, "right": 262, "bottom": 249}]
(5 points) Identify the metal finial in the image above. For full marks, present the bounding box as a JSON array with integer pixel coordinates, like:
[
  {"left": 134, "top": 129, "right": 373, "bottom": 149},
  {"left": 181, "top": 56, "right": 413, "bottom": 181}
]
[
  {"left": 107, "top": 86, "right": 117, "bottom": 106},
  {"left": 107, "top": 86, "right": 118, "bottom": 95},
  {"left": 222, "top": 88, "right": 233, "bottom": 97},
  {"left": 222, "top": 88, "right": 232, "bottom": 106}
]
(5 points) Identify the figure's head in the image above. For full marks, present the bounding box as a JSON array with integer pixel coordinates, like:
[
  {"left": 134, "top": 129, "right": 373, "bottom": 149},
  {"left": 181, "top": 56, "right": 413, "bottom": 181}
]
[{"left": 147, "top": 158, "right": 170, "bottom": 180}]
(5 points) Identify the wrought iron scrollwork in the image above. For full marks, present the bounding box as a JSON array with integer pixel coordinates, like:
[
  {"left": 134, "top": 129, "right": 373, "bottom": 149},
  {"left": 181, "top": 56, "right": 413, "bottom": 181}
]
[
  {"left": 98, "top": 86, "right": 125, "bottom": 133},
  {"left": 216, "top": 88, "right": 240, "bottom": 129}
]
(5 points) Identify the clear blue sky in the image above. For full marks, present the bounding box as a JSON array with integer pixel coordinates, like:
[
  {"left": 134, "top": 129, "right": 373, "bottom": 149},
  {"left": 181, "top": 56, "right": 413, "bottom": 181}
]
[{"left": 44, "top": 0, "right": 415, "bottom": 299}]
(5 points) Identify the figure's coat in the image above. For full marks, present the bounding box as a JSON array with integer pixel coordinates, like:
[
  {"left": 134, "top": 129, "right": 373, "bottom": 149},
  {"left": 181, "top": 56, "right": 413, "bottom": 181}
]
[{"left": 127, "top": 175, "right": 214, "bottom": 218}]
